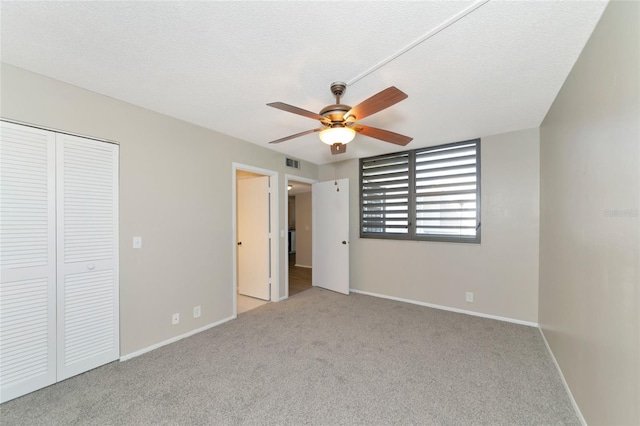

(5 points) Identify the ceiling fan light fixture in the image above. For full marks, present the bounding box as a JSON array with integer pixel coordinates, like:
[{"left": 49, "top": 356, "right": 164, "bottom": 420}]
[{"left": 319, "top": 126, "right": 356, "bottom": 145}]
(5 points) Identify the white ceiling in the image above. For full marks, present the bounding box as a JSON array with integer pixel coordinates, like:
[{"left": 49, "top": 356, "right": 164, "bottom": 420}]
[{"left": 1, "top": 1, "right": 607, "bottom": 165}]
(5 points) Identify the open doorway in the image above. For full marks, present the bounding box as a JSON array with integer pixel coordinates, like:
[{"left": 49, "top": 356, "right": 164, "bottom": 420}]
[
  {"left": 233, "top": 164, "right": 279, "bottom": 315},
  {"left": 285, "top": 175, "right": 316, "bottom": 298}
]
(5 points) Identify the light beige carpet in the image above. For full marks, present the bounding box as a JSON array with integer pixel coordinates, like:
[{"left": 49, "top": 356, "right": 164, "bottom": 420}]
[{"left": 0, "top": 288, "right": 578, "bottom": 425}]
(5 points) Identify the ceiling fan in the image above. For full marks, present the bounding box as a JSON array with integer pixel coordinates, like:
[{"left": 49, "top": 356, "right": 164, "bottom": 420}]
[{"left": 267, "top": 82, "right": 413, "bottom": 155}]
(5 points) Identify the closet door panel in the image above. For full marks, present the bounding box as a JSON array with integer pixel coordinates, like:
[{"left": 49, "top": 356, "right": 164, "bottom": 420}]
[
  {"left": 56, "top": 134, "right": 119, "bottom": 381},
  {"left": 0, "top": 122, "right": 56, "bottom": 403}
]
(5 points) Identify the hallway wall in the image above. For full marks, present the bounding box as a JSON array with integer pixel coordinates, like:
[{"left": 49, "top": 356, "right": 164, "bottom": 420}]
[{"left": 295, "top": 192, "right": 312, "bottom": 267}]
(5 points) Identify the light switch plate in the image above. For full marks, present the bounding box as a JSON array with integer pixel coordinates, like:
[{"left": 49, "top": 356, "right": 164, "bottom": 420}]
[{"left": 133, "top": 236, "right": 142, "bottom": 249}]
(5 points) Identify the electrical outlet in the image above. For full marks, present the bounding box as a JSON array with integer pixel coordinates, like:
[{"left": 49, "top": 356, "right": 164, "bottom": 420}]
[
  {"left": 172, "top": 313, "right": 180, "bottom": 325},
  {"left": 466, "top": 292, "right": 474, "bottom": 303},
  {"left": 133, "top": 236, "right": 142, "bottom": 249},
  {"left": 193, "top": 306, "right": 201, "bottom": 318}
]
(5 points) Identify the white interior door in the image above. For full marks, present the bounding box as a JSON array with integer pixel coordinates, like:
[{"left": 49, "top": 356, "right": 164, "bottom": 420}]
[
  {"left": 56, "top": 134, "right": 119, "bottom": 381},
  {"left": 312, "top": 178, "right": 349, "bottom": 295},
  {"left": 0, "top": 122, "right": 57, "bottom": 403},
  {"left": 237, "top": 176, "right": 270, "bottom": 301}
]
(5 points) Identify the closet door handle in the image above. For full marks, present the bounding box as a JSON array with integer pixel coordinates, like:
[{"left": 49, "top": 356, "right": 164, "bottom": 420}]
[{"left": 87, "top": 264, "right": 95, "bottom": 270}]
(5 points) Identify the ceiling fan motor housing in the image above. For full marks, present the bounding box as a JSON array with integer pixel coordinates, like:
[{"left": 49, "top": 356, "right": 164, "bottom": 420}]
[{"left": 320, "top": 104, "right": 352, "bottom": 124}]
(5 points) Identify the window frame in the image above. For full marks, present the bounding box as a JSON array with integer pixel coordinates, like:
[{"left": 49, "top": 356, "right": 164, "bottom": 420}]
[{"left": 359, "top": 139, "right": 481, "bottom": 244}]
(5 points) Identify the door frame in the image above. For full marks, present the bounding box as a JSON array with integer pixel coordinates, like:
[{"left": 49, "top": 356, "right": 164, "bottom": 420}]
[
  {"left": 232, "top": 163, "right": 279, "bottom": 317},
  {"left": 283, "top": 174, "right": 317, "bottom": 300}
]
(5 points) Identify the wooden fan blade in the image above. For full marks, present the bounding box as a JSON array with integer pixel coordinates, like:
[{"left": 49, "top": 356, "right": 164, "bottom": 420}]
[
  {"left": 268, "top": 128, "right": 322, "bottom": 144},
  {"left": 267, "top": 102, "right": 329, "bottom": 123},
  {"left": 344, "top": 87, "right": 408, "bottom": 121},
  {"left": 353, "top": 124, "right": 413, "bottom": 146}
]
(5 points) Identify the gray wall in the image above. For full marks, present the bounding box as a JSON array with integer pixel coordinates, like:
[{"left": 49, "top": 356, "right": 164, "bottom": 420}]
[
  {"left": 288, "top": 197, "right": 295, "bottom": 230},
  {"left": 539, "top": 1, "right": 640, "bottom": 424},
  {"left": 0, "top": 64, "right": 318, "bottom": 356},
  {"left": 294, "top": 192, "right": 312, "bottom": 267},
  {"left": 319, "top": 127, "right": 540, "bottom": 324}
]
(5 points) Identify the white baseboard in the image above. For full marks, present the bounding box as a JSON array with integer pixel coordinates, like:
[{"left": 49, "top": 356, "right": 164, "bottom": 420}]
[
  {"left": 294, "top": 264, "right": 312, "bottom": 269},
  {"left": 539, "top": 328, "right": 587, "bottom": 425},
  {"left": 350, "top": 289, "right": 538, "bottom": 327},
  {"left": 120, "top": 315, "right": 235, "bottom": 361}
]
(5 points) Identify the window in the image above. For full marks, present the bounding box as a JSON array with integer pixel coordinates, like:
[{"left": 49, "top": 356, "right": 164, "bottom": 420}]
[{"left": 360, "top": 139, "right": 480, "bottom": 243}]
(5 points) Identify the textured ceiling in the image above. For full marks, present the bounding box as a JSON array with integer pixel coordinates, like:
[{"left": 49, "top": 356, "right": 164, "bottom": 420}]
[{"left": 1, "top": 1, "right": 607, "bottom": 165}]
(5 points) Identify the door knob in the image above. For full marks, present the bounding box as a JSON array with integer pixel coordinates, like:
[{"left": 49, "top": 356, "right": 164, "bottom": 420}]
[
  {"left": 237, "top": 242, "right": 242, "bottom": 246},
  {"left": 87, "top": 264, "right": 95, "bottom": 270},
  {"left": 342, "top": 241, "right": 347, "bottom": 245}
]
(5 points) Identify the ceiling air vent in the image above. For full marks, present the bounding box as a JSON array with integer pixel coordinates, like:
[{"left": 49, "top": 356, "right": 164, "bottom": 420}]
[{"left": 285, "top": 157, "right": 300, "bottom": 169}]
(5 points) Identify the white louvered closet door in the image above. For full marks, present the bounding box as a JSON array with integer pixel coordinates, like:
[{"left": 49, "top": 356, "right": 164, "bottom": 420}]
[
  {"left": 56, "top": 134, "right": 119, "bottom": 381},
  {"left": 0, "top": 122, "right": 57, "bottom": 403}
]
